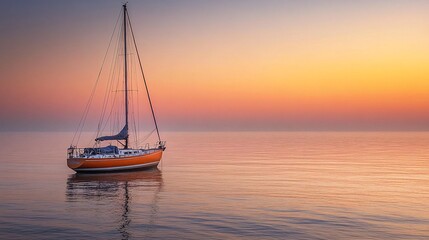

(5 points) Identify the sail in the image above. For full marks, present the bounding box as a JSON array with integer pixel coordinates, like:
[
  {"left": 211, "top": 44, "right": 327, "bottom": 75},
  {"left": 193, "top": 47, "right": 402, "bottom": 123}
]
[{"left": 95, "top": 125, "right": 128, "bottom": 142}]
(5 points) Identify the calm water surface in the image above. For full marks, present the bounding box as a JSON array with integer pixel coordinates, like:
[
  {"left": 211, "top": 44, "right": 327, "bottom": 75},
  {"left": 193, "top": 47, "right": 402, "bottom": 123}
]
[{"left": 0, "top": 132, "right": 428, "bottom": 239}]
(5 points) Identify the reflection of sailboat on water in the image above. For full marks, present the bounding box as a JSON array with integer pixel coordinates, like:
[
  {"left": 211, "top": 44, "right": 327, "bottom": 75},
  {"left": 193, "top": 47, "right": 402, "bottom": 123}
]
[
  {"left": 67, "top": 3, "right": 166, "bottom": 172},
  {"left": 66, "top": 169, "right": 163, "bottom": 239}
]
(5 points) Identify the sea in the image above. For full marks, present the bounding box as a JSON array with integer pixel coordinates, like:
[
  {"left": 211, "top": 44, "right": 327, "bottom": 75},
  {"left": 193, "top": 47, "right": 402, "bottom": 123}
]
[{"left": 0, "top": 132, "right": 428, "bottom": 239}]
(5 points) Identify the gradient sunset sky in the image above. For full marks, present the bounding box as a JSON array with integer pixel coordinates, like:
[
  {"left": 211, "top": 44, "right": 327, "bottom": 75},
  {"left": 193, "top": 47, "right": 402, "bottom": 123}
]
[{"left": 1, "top": 0, "right": 429, "bottom": 131}]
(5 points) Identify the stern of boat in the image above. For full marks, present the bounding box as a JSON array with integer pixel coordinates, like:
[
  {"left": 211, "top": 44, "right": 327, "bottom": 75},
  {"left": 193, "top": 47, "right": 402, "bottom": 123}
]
[{"left": 67, "top": 157, "right": 85, "bottom": 170}]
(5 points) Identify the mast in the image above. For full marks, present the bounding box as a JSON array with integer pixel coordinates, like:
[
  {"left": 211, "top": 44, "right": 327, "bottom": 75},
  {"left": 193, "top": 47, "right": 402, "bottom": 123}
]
[{"left": 123, "top": 3, "right": 129, "bottom": 149}]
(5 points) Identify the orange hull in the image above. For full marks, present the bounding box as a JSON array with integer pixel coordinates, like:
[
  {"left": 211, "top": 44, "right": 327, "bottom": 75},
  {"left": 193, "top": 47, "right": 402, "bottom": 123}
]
[{"left": 67, "top": 149, "right": 163, "bottom": 172}]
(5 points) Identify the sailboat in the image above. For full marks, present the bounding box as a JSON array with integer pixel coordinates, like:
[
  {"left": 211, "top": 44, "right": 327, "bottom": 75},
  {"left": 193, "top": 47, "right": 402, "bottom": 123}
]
[{"left": 67, "top": 4, "right": 166, "bottom": 172}]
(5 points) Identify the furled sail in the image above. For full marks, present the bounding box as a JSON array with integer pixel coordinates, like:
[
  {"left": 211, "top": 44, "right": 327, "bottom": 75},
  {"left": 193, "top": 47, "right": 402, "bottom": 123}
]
[{"left": 95, "top": 125, "right": 128, "bottom": 141}]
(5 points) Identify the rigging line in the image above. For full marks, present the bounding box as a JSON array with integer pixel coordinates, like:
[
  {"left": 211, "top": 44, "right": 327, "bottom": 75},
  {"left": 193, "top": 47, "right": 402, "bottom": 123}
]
[
  {"left": 72, "top": 71, "right": 96, "bottom": 145},
  {"left": 132, "top": 128, "right": 156, "bottom": 146},
  {"left": 123, "top": 4, "right": 130, "bottom": 149},
  {"left": 131, "top": 103, "right": 138, "bottom": 148},
  {"left": 130, "top": 36, "right": 141, "bottom": 145},
  {"left": 134, "top": 46, "right": 141, "bottom": 143},
  {"left": 96, "top": 15, "right": 122, "bottom": 138},
  {"left": 99, "top": 45, "right": 124, "bottom": 135},
  {"left": 129, "top": 37, "right": 139, "bottom": 147},
  {"left": 88, "top": 9, "right": 121, "bottom": 145},
  {"left": 127, "top": 11, "right": 162, "bottom": 142},
  {"left": 96, "top": 14, "right": 123, "bottom": 139},
  {"left": 72, "top": 7, "right": 122, "bottom": 146},
  {"left": 127, "top": 35, "right": 139, "bottom": 145},
  {"left": 129, "top": 49, "right": 139, "bottom": 147},
  {"left": 101, "top": 72, "right": 122, "bottom": 140},
  {"left": 80, "top": 9, "right": 121, "bottom": 146},
  {"left": 99, "top": 20, "right": 125, "bottom": 137},
  {"left": 133, "top": 105, "right": 138, "bottom": 147},
  {"left": 91, "top": 11, "right": 123, "bottom": 147}
]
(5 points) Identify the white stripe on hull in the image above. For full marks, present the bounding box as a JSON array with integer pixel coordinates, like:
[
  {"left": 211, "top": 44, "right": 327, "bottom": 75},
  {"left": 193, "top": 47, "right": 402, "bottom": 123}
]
[{"left": 75, "top": 161, "right": 159, "bottom": 172}]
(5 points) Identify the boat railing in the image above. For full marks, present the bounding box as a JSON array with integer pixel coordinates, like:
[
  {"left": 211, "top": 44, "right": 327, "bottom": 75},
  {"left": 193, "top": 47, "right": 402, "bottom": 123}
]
[
  {"left": 68, "top": 142, "right": 166, "bottom": 158},
  {"left": 68, "top": 147, "right": 108, "bottom": 158},
  {"left": 142, "top": 141, "right": 166, "bottom": 150},
  {"left": 67, "top": 147, "right": 84, "bottom": 159},
  {"left": 157, "top": 141, "right": 166, "bottom": 150},
  {"left": 68, "top": 147, "right": 121, "bottom": 158},
  {"left": 144, "top": 143, "right": 150, "bottom": 150}
]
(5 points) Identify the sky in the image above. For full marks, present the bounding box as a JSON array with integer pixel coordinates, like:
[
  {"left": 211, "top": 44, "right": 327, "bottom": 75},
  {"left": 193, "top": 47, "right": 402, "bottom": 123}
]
[{"left": 1, "top": 0, "right": 429, "bottom": 131}]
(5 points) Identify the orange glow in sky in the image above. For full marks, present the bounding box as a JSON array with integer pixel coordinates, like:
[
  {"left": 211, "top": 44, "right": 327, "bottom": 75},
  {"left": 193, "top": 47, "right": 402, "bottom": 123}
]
[{"left": 1, "top": 0, "right": 429, "bottom": 131}]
